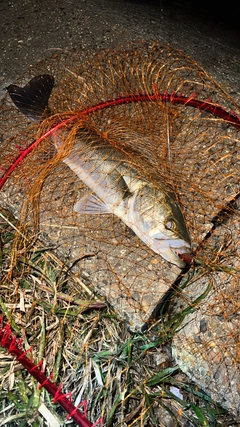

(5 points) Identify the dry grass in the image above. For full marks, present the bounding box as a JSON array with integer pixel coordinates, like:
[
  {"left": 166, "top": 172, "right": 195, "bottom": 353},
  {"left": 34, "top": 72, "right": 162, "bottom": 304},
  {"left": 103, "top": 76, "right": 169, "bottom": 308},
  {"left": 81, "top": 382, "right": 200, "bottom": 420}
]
[
  {"left": 0, "top": 208, "right": 237, "bottom": 427},
  {"left": 0, "top": 42, "right": 239, "bottom": 427}
]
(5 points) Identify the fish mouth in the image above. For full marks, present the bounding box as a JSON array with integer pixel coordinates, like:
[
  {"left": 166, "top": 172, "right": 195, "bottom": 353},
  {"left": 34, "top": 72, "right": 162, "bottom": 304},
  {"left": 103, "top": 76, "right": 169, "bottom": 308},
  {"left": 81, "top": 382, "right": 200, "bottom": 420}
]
[
  {"left": 153, "top": 238, "right": 192, "bottom": 268},
  {"left": 177, "top": 252, "right": 194, "bottom": 265},
  {"left": 169, "top": 241, "right": 193, "bottom": 266}
]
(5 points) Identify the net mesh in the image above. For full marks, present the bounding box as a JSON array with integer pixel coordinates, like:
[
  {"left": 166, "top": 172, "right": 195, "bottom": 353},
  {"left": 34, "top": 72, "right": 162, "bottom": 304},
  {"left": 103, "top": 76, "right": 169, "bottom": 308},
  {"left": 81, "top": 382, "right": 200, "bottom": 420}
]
[{"left": 0, "top": 41, "right": 239, "bottom": 425}]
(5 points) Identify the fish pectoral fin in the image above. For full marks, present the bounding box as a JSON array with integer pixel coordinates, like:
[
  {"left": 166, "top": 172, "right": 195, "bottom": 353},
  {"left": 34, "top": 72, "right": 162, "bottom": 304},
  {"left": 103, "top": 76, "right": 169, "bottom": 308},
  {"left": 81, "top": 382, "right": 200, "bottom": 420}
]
[
  {"left": 121, "top": 173, "right": 146, "bottom": 193},
  {"left": 74, "top": 193, "right": 111, "bottom": 215}
]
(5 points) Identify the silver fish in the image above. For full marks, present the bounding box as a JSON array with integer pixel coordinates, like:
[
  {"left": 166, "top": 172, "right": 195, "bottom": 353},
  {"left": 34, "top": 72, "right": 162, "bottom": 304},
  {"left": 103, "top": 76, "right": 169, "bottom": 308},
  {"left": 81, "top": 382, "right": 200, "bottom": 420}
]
[{"left": 7, "top": 74, "right": 192, "bottom": 268}]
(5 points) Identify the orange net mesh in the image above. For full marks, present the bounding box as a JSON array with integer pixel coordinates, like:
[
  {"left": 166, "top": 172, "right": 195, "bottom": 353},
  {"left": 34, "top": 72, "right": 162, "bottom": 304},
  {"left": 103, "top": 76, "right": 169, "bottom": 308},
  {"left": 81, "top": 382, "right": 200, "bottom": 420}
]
[{"left": 0, "top": 41, "right": 239, "bottom": 424}]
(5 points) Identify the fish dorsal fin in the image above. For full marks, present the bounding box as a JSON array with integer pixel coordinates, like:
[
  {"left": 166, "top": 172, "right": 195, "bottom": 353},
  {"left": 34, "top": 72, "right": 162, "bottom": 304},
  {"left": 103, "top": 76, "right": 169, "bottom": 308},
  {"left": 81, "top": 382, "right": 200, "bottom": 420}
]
[
  {"left": 74, "top": 193, "right": 112, "bottom": 215},
  {"left": 7, "top": 74, "right": 54, "bottom": 122}
]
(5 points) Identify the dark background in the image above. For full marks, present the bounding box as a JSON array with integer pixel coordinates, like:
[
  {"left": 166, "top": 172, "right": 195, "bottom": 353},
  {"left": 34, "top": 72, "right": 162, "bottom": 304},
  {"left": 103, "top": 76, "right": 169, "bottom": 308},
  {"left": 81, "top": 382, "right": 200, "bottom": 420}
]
[{"left": 0, "top": 0, "right": 239, "bottom": 97}]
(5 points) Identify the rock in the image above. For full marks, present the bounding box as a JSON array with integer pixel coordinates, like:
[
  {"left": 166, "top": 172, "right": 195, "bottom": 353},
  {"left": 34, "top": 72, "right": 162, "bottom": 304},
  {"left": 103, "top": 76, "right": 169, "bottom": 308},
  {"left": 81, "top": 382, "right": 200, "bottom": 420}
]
[{"left": 172, "top": 198, "right": 240, "bottom": 420}]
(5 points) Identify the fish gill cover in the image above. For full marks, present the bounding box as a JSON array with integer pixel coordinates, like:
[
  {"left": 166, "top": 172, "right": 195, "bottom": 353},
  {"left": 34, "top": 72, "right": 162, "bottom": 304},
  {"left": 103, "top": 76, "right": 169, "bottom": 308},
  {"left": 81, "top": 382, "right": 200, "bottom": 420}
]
[{"left": 0, "top": 41, "right": 239, "bottom": 426}]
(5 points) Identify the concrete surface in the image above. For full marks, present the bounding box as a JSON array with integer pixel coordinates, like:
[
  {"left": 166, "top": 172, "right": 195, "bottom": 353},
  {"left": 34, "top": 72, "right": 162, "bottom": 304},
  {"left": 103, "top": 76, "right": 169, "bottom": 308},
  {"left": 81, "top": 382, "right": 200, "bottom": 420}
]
[{"left": 0, "top": 0, "right": 239, "bottom": 422}]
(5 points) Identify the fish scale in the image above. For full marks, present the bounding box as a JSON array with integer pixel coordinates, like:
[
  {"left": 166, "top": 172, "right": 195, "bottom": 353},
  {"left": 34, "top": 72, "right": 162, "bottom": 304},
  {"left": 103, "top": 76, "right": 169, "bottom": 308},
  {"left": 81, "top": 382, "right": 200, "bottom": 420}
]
[
  {"left": 61, "top": 127, "right": 191, "bottom": 267},
  {"left": 7, "top": 74, "right": 192, "bottom": 268}
]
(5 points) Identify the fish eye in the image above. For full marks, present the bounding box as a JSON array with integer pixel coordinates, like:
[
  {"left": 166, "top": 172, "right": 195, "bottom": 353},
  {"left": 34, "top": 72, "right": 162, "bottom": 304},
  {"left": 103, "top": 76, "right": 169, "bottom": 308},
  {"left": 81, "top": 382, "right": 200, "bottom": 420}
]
[{"left": 165, "top": 218, "right": 177, "bottom": 231}]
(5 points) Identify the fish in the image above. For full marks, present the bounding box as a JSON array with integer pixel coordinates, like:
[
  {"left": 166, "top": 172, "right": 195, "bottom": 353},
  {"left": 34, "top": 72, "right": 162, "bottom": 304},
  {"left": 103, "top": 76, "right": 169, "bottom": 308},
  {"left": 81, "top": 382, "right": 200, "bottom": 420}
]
[{"left": 7, "top": 74, "right": 192, "bottom": 268}]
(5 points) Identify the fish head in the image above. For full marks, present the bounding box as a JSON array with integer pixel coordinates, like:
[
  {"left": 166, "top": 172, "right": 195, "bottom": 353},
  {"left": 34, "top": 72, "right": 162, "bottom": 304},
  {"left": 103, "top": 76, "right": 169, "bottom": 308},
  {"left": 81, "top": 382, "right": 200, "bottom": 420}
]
[
  {"left": 150, "top": 191, "right": 192, "bottom": 267},
  {"left": 131, "top": 186, "right": 192, "bottom": 268},
  {"left": 149, "top": 227, "right": 192, "bottom": 268}
]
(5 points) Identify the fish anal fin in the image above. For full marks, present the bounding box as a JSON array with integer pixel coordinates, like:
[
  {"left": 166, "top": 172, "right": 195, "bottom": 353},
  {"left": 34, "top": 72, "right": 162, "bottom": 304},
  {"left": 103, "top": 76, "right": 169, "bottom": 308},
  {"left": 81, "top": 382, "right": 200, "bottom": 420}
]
[{"left": 74, "top": 193, "right": 111, "bottom": 215}]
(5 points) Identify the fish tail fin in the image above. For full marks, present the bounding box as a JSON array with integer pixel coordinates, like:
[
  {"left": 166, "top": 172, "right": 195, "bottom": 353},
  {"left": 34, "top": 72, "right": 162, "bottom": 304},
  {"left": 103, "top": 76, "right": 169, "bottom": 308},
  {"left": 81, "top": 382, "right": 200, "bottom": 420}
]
[{"left": 6, "top": 74, "right": 54, "bottom": 122}]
